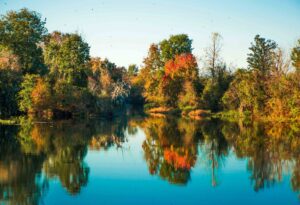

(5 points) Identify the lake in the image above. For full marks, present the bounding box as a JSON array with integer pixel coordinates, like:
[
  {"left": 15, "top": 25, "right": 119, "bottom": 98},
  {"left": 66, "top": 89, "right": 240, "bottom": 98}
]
[{"left": 0, "top": 113, "right": 299, "bottom": 205}]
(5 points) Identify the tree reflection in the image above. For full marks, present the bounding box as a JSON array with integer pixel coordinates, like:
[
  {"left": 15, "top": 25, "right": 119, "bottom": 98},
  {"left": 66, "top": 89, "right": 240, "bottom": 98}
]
[
  {"left": 0, "top": 125, "right": 48, "bottom": 205},
  {"left": 1, "top": 115, "right": 300, "bottom": 202},
  {"left": 89, "top": 117, "right": 128, "bottom": 150},
  {"left": 199, "top": 120, "right": 229, "bottom": 186},
  {"left": 141, "top": 117, "right": 200, "bottom": 185},
  {"left": 139, "top": 115, "right": 300, "bottom": 199},
  {"left": 222, "top": 120, "right": 300, "bottom": 196},
  {"left": 0, "top": 117, "right": 131, "bottom": 203},
  {"left": 43, "top": 145, "right": 89, "bottom": 195},
  {"left": 25, "top": 119, "right": 129, "bottom": 194}
]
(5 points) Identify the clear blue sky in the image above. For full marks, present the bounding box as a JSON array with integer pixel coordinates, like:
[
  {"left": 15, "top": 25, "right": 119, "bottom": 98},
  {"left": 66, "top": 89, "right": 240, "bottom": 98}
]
[{"left": 1, "top": 0, "right": 300, "bottom": 68}]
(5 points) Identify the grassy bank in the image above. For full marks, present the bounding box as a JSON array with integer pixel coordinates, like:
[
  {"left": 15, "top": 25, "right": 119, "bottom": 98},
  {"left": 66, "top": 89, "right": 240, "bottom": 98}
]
[{"left": 212, "top": 110, "right": 300, "bottom": 123}]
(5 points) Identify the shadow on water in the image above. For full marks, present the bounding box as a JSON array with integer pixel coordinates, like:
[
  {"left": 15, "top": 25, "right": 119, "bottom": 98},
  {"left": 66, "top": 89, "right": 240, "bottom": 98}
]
[{"left": 0, "top": 113, "right": 300, "bottom": 204}]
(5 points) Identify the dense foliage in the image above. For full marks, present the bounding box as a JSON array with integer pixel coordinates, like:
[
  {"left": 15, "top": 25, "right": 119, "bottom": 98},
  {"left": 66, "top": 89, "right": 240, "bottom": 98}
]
[
  {"left": 0, "top": 8, "right": 47, "bottom": 75},
  {"left": 0, "top": 9, "right": 130, "bottom": 119},
  {"left": 137, "top": 35, "right": 202, "bottom": 109},
  {"left": 0, "top": 8, "right": 300, "bottom": 121},
  {"left": 223, "top": 36, "right": 300, "bottom": 120}
]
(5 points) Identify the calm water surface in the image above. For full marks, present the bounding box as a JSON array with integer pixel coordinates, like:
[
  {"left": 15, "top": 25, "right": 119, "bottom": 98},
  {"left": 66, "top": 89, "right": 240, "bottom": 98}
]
[{"left": 0, "top": 114, "right": 299, "bottom": 205}]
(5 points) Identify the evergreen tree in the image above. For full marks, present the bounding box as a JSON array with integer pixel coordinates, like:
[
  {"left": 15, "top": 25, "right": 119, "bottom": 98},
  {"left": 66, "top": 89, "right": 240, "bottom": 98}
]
[{"left": 247, "top": 35, "right": 277, "bottom": 75}]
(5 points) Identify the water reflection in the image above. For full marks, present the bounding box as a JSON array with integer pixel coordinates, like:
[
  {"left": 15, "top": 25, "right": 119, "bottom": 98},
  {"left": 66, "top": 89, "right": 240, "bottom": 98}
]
[
  {"left": 222, "top": 121, "right": 300, "bottom": 194},
  {"left": 0, "top": 125, "right": 47, "bottom": 205},
  {"left": 0, "top": 115, "right": 300, "bottom": 204},
  {"left": 140, "top": 117, "right": 200, "bottom": 184}
]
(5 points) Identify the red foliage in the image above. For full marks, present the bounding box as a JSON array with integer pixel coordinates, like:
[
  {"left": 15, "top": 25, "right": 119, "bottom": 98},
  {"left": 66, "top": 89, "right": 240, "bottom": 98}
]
[
  {"left": 164, "top": 148, "right": 195, "bottom": 170},
  {"left": 165, "top": 53, "right": 197, "bottom": 77}
]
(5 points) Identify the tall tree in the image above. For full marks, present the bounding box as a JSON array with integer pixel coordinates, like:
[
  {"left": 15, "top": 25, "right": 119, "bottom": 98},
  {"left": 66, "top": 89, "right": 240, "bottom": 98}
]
[
  {"left": 203, "top": 33, "right": 231, "bottom": 111},
  {"left": 205, "top": 32, "right": 223, "bottom": 79},
  {"left": 0, "top": 8, "right": 47, "bottom": 74},
  {"left": 247, "top": 35, "right": 277, "bottom": 75},
  {"left": 139, "top": 44, "right": 164, "bottom": 104}
]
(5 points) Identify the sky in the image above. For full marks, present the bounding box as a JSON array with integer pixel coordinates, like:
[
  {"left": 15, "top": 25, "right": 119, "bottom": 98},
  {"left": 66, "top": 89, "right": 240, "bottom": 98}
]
[{"left": 1, "top": 0, "right": 300, "bottom": 68}]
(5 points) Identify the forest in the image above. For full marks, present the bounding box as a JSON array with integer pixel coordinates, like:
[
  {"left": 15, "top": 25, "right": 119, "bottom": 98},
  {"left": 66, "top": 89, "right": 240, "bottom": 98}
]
[{"left": 0, "top": 8, "right": 300, "bottom": 121}]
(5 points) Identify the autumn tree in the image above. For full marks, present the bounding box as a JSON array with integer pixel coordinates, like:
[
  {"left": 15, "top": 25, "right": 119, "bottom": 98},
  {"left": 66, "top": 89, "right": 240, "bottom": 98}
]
[
  {"left": 88, "top": 57, "right": 130, "bottom": 102},
  {"left": 31, "top": 78, "right": 52, "bottom": 113},
  {"left": 89, "top": 58, "right": 117, "bottom": 96},
  {"left": 222, "top": 35, "right": 294, "bottom": 118},
  {"left": 138, "top": 44, "right": 164, "bottom": 105},
  {"left": 139, "top": 34, "right": 200, "bottom": 109},
  {"left": 163, "top": 53, "right": 201, "bottom": 108}
]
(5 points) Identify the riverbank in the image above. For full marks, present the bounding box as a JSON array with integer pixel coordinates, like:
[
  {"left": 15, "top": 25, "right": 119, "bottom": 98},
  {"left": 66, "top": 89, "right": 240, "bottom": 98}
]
[
  {"left": 212, "top": 110, "right": 300, "bottom": 123},
  {"left": 2, "top": 107, "right": 300, "bottom": 126}
]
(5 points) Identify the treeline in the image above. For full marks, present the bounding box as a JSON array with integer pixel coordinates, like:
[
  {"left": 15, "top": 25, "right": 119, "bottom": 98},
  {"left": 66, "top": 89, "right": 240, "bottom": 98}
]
[
  {"left": 0, "top": 8, "right": 300, "bottom": 120},
  {"left": 134, "top": 32, "right": 300, "bottom": 120}
]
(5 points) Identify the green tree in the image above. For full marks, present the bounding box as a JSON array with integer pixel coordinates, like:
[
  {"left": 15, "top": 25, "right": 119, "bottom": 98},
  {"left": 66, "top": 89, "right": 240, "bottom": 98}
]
[
  {"left": 18, "top": 74, "right": 39, "bottom": 113},
  {"left": 222, "top": 35, "right": 278, "bottom": 117},
  {"left": 247, "top": 35, "right": 277, "bottom": 75},
  {"left": 0, "top": 8, "right": 47, "bottom": 74},
  {"left": 43, "top": 31, "right": 90, "bottom": 87},
  {"left": 222, "top": 69, "right": 263, "bottom": 115},
  {"left": 159, "top": 34, "right": 192, "bottom": 61}
]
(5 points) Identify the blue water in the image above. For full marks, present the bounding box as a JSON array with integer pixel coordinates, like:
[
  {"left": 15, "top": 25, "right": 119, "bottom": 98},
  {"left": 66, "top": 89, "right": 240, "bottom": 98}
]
[{"left": 0, "top": 117, "right": 299, "bottom": 204}]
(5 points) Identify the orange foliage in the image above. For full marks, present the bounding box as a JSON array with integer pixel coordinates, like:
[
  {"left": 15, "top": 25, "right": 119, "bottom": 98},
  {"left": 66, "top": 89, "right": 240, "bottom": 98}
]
[
  {"left": 31, "top": 126, "right": 45, "bottom": 152},
  {"left": 164, "top": 148, "right": 195, "bottom": 170},
  {"left": 31, "top": 78, "right": 51, "bottom": 111},
  {"left": 164, "top": 53, "right": 197, "bottom": 77}
]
